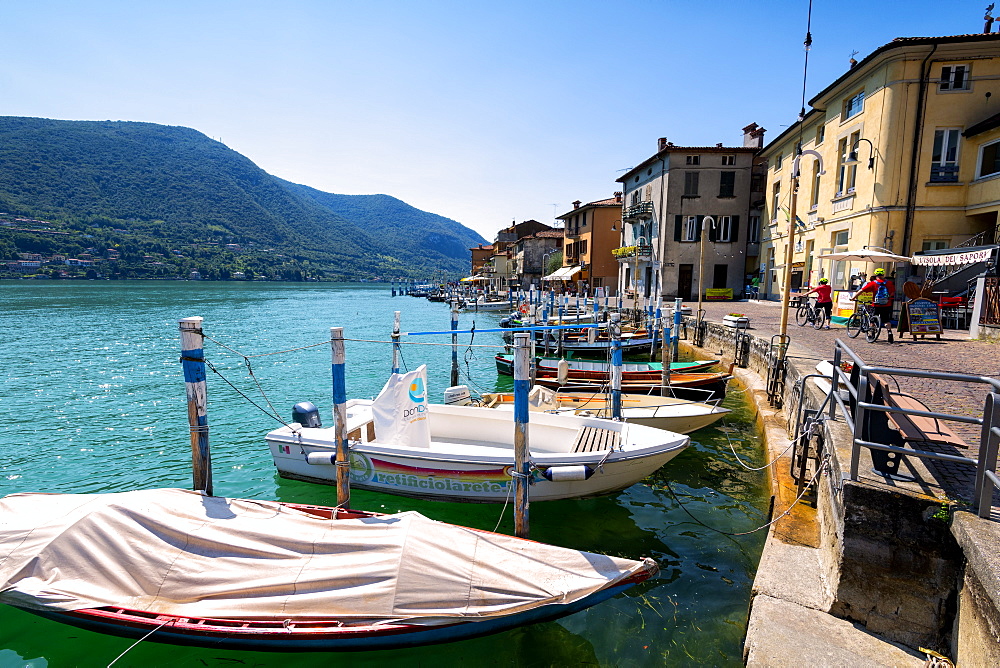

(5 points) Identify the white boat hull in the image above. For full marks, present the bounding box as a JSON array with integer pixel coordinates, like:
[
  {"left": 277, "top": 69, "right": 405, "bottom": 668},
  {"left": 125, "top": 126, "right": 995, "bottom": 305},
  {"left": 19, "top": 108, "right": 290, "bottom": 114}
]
[{"left": 266, "top": 403, "right": 688, "bottom": 503}]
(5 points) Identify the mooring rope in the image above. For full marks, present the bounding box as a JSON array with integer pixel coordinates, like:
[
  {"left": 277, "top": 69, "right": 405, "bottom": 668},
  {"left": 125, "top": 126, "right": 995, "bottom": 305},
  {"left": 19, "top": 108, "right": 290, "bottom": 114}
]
[
  {"left": 106, "top": 618, "right": 175, "bottom": 667},
  {"left": 663, "top": 454, "right": 830, "bottom": 537},
  {"left": 204, "top": 359, "right": 290, "bottom": 427}
]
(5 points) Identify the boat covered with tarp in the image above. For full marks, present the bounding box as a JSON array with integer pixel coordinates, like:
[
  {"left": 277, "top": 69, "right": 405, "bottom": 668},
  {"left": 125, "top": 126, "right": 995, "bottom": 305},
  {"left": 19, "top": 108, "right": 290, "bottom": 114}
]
[{"left": 0, "top": 488, "right": 658, "bottom": 650}]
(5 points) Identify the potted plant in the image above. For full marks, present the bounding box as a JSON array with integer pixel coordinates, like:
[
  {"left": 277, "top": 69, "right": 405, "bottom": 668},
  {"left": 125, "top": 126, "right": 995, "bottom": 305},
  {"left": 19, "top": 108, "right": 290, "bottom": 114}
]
[{"left": 723, "top": 312, "right": 750, "bottom": 328}]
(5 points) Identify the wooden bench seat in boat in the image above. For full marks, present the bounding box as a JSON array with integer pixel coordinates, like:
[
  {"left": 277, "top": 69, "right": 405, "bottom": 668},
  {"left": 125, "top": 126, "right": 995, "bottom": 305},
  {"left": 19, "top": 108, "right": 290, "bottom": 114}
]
[
  {"left": 868, "top": 373, "right": 969, "bottom": 450},
  {"left": 572, "top": 426, "right": 621, "bottom": 453}
]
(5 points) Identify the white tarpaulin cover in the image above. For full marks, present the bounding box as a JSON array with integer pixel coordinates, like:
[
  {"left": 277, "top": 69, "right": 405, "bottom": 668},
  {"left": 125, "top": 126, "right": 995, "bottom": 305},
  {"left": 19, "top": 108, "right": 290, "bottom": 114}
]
[
  {"left": 372, "top": 365, "right": 432, "bottom": 449},
  {"left": 0, "top": 489, "right": 647, "bottom": 623}
]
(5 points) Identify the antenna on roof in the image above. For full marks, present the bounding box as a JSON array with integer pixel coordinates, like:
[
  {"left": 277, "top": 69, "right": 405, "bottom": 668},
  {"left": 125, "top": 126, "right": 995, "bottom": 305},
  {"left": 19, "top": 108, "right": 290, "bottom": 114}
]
[
  {"left": 849, "top": 50, "right": 859, "bottom": 68},
  {"left": 985, "top": 3, "right": 995, "bottom": 33}
]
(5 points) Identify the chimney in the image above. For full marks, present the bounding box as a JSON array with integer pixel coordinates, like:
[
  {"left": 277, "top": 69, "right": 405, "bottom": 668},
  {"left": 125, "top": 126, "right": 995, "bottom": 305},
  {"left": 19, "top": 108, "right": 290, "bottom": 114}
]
[
  {"left": 614, "top": 191, "right": 622, "bottom": 203},
  {"left": 742, "top": 123, "right": 766, "bottom": 148},
  {"left": 658, "top": 137, "right": 668, "bottom": 151},
  {"left": 573, "top": 200, "right": 581, "bottom": 209},
  {"left": 716, "top": 143, "right": 723, "bottom": 148}
]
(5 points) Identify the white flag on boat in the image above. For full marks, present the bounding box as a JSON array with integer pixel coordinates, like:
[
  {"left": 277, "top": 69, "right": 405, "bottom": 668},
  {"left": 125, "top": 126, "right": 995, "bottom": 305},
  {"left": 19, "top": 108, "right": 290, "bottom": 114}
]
[{"left": 372, "top": 365, "right": 431, "bottom": 449}]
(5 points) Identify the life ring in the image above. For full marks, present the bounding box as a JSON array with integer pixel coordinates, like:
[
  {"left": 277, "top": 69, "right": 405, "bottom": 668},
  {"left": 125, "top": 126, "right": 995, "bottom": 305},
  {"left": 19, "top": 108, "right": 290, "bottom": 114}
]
[{"left": 519, "top": 305, "right": 528, "bottom": 314}]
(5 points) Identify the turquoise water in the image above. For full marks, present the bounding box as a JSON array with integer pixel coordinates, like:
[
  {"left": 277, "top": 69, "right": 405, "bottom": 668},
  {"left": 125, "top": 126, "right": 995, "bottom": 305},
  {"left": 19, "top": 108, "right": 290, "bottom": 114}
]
[{"left": 0, "top": 281, "right": 768, "bottom": 667}]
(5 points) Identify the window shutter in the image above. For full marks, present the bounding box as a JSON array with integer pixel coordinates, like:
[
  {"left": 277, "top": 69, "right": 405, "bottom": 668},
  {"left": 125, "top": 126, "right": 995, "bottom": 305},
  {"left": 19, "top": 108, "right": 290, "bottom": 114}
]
[
  {"left": 954, "top": 66, "right": 966, "bottom": 90},
  {"left": 675, "top": 215, "right": 682, "bottom": 242},
  {"left": 731, "top": 215, "right": 740, "bottom": 243},
  {"left": 708, "top": 216, "right": 717, "bottom": 242},
  {"left": 696, "top": 215, "right": 704, "bottom": 242}
]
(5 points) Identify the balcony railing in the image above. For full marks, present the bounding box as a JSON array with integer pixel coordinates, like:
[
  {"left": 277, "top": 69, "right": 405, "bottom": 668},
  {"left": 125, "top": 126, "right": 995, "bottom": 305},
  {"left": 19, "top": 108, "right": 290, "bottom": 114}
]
[
  {"left": 612, "top": 244, "right": 653, "bottom": 261},
  {"left": 623, "top": 201, "right": 654, "bottom": 221},
  {"left": 929, "top": 163, "right": 960, "bottom": 183}
]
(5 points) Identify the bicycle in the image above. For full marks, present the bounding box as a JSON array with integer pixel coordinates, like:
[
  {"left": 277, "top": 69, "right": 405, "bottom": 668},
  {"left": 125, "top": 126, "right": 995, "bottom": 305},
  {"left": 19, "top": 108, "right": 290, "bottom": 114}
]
[
  {"left": 794, "top": 296, "right": 827, "bottom": 330},
  {"left": 845, "top": 302, "right": 881, "bottom": 342}
]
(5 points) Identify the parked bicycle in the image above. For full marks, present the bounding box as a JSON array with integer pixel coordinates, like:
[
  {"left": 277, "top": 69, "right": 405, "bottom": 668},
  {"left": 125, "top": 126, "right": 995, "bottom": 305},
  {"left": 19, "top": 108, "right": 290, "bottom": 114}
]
[
  {"left": 795, "top": 296, "right": 828, "bottom": 330},
  {"left": 845, "top": 301, "right": 882, "bottom": 343}
]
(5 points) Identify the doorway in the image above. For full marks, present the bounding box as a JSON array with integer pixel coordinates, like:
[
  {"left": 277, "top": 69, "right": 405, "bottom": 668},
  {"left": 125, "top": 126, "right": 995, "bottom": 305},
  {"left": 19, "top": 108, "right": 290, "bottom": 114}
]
[{"left": 678, "top": 264, "right": 693, "bottom": 301}]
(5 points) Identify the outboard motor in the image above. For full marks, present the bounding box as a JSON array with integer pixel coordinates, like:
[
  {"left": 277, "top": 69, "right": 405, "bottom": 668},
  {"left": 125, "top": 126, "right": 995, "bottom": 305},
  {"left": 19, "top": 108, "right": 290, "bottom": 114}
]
[
  {"left": 443, "top": 385, "right": 472, "bottom": 406},
  {"left": 291, "top": 401, "right": 322, "bottom": 428}
]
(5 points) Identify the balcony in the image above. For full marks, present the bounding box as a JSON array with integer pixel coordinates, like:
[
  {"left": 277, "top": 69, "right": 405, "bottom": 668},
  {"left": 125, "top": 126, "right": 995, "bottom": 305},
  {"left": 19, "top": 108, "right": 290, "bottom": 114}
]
[
  {"left": 612, "top": 244, "right": 653, "bottom": 262},
  {"left": 622, "top": 201, "right": 654, "bottom": 221}
]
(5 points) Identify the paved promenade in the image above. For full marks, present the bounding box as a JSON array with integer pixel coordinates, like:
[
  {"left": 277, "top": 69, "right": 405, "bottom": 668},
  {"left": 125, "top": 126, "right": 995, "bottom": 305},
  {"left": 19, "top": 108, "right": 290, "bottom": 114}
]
[{"left": 681, "top": 297, "right": 1000, "bottom": 505}]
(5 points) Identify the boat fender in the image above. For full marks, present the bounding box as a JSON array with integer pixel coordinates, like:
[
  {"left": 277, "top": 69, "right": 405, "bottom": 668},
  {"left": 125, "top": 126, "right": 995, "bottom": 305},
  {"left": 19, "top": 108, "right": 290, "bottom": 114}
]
[
  {"left": 306, "top": 452, "right": 336, "bottom": 466},
  {"left": 557, "top": 359, "right": 570, "bottom": 386},
  {"left": 542, "top": 465, "right": 594, "bottom": 482},
  {"left": 292, "top": 401, "right": 322, "bottom": 428}
]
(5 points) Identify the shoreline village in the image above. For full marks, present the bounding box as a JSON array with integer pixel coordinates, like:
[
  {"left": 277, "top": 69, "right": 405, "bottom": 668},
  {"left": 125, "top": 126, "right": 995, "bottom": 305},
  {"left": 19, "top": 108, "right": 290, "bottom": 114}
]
[{"left": 4, "top": 9, "right": 1000, "bottom": 668}]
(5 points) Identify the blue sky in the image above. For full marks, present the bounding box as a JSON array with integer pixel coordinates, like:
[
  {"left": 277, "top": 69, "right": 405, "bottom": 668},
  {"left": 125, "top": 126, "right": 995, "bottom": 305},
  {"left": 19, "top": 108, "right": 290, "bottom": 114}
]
[{"left": 1, "top": 1, "right": 991, "bottom": 239}]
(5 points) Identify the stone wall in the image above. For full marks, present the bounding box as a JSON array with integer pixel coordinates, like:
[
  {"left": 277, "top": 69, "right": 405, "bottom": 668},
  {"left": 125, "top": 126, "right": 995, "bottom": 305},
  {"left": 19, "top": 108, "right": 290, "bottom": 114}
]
[{"left": 690, "top": 319, "right": 997, "bottom": 657}]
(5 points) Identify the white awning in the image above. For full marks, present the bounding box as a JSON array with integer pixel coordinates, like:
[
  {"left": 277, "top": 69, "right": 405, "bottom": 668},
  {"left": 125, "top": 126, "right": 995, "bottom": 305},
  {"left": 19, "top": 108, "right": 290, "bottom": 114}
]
[
  {"left": 460, "top": 276, "right": 489, "bottom": 282},
  {"left": 542, "top": 266, "right": 582, "bottom": 281}
]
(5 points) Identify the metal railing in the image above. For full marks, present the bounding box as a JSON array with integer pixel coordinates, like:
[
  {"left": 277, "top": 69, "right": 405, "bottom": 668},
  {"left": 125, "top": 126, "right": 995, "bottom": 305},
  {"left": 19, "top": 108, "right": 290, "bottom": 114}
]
[
  {"left": 827, "top": 339, "right": 1000, "bottom": 518},
  {"left": 623, "top": 201, "right": 653, "bottom": 220}
]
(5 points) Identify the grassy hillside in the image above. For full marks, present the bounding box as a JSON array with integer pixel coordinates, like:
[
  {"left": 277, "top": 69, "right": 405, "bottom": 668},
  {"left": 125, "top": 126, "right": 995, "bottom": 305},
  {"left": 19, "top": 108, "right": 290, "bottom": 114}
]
[{"left": 0, "top": 117, "right": 485, "bottom": 280}]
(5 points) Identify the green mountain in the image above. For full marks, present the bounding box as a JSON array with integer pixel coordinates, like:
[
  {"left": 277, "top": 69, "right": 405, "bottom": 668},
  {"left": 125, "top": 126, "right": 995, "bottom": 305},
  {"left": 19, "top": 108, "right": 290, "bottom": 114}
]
[{"left": 0, "top": 117, "right": 485, "bottom": 280}]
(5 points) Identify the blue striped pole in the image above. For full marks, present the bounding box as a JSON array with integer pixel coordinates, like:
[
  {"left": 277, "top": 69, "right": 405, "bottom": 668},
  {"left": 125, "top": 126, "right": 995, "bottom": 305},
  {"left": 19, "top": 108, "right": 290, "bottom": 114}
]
[
  {"left": 610, "top": 312, "right": 623, "bottom": 420},
  {"left": 331, "top": 327, "right": 349, "bottom": 507},
  {"left": 513, "top": 331, "right": 531, "bottom": 538},
  {"left": 179, "top": 317, "right": 212, "bottom": 495},
  {"left": 450, "top": 301, "right": 460, "bottom": 386},
  {"left": 673, "top": 297, "right": 683, "bottom": 362},
  {"left": 651, "top": 307, "right": 661, "bottom": 360},
  {"left": 391, "top": 311, "right": 401, "bottom": 374}
]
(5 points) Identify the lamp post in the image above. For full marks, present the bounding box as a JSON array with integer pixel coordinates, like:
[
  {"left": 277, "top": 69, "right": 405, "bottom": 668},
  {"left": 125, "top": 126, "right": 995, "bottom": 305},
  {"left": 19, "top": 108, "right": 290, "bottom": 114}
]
[
  {"left": 633, "top": 236, "right": 647, "bottom": 313},
  {"left": 696, "top": 216, "right": 715, "bottom": 335},
  {"left": 778, "top": 149, "right": 825, "bottom": 344}
]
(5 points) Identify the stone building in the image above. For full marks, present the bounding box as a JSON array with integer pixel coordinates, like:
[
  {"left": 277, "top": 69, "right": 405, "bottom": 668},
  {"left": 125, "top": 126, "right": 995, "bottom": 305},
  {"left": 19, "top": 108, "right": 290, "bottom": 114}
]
[{"left": 615, "top": 128, "right": 765, "bottom": 303}]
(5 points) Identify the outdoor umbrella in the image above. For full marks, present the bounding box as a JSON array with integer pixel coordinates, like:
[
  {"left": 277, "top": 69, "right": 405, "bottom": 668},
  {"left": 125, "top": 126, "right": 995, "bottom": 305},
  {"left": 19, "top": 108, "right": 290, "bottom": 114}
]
[{"left": 816, "top": 249, "right": 911, "bottom": 262}]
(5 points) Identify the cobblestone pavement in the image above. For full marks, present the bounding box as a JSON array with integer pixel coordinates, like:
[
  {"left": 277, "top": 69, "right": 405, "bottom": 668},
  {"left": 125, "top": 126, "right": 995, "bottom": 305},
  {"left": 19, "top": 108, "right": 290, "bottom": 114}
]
[{"left": 677, "top": 298, "right": 1000, "bottom": 504}]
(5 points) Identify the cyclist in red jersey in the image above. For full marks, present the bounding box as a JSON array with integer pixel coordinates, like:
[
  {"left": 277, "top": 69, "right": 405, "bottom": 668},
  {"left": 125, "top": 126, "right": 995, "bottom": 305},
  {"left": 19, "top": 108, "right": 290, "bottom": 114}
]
[
  {"left": 854, "top": 268, "right": 895, "bottom": 342},
  {"left": 803, "top": 278, "right": 833, "bottom": 329}
]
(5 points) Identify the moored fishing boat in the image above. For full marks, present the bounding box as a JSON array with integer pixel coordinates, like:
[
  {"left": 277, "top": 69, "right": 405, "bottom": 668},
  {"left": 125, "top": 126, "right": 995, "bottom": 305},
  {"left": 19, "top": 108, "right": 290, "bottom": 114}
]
[
  {"left": 494, "top": 353, "right": 718, "bottom": 378},
  {"left": 0, "top": 488, "right": 657, "bottom": 651},
  {"left": 531, "top": 371, "right": 732, "bottom": 402},
  {"left": 480, "top": 386, "right": 730, "bottom": 434},
  {"left": 267, "top": 400, "right": 689, "bottom": 503}
]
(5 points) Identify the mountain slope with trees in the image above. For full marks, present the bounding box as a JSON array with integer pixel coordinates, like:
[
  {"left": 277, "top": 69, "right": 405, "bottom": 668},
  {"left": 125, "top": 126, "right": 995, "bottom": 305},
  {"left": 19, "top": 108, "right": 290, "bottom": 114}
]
[{"left": 0, "top": 117, "right": 485, "bottom": 280}]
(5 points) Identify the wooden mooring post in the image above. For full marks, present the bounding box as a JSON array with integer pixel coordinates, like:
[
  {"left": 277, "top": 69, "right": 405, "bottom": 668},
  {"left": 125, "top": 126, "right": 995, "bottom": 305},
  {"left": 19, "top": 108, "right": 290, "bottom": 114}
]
[
  {"left": 331, "top": 327, "right": 350, "bottom": 507},
  {"left": 610, "top": 312, "right": 623, "bottom": 420},
  {"left": 512, "top": 331, "right": 531, "bottom": 538},
  {"left": 391, "top": 311, "right": 401, "bottom": 374},
  {"left": 179, "top": 317, "right": 212, "bottom": 495},
  {"left": 450, "top": 301, "right": 460, "bottom": 387}
]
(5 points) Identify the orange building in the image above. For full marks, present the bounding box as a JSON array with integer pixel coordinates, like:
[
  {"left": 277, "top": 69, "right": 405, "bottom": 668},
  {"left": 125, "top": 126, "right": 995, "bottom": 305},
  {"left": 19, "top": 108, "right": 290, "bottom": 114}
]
[{"left": 554, "top": 193, "right": 623, "bottom": 294}]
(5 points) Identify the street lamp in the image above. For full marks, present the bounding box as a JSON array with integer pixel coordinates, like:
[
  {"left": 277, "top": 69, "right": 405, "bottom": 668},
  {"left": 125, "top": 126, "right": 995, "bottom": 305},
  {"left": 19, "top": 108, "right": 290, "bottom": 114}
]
[
  {"left": 696, "top": 216, "right": 716, "bottom": 334},
  {"left": 778, "top": 149, "right": 825, "bottom": 345},
  {"left": 844, "top": 137, "right": 876, "bottom": 170},
  {"left": 633, "top": 236, "right": 648, "bottom": 311}
]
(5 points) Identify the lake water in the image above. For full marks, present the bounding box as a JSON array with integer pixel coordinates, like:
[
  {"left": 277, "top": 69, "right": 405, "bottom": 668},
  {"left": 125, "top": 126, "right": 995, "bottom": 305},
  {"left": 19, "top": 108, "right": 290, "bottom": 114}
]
[{"left": 0, "top": 281, "right": 768, "bottom": 667}]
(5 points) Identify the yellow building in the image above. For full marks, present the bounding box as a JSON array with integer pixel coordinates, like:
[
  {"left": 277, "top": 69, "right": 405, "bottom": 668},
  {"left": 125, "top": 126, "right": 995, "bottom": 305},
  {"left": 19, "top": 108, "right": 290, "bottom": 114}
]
[{"left": 761, "top": 32, "right": 1000, "bottom": 300}]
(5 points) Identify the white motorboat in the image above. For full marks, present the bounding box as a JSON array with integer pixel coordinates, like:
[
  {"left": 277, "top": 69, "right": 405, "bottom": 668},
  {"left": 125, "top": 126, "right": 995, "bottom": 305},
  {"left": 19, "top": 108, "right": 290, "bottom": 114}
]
[
  {"left": 266, "top": 401, "right": 689, "bottom": 503},
  {"left": 479, "top": 386, "right": 730, "bottom": 434},
  {"left": 460, "top": 297, "right": 513, "bottom": 311}
]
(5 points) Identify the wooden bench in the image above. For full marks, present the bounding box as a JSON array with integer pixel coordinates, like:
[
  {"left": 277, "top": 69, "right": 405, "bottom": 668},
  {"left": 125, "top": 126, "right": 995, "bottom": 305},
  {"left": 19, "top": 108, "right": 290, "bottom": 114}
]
[
  {"left": 571, "top": 426, "right": 621, "bottom": 453},
  {"left": 868, "top": 373, "right": 969, "bottom": 450}
]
